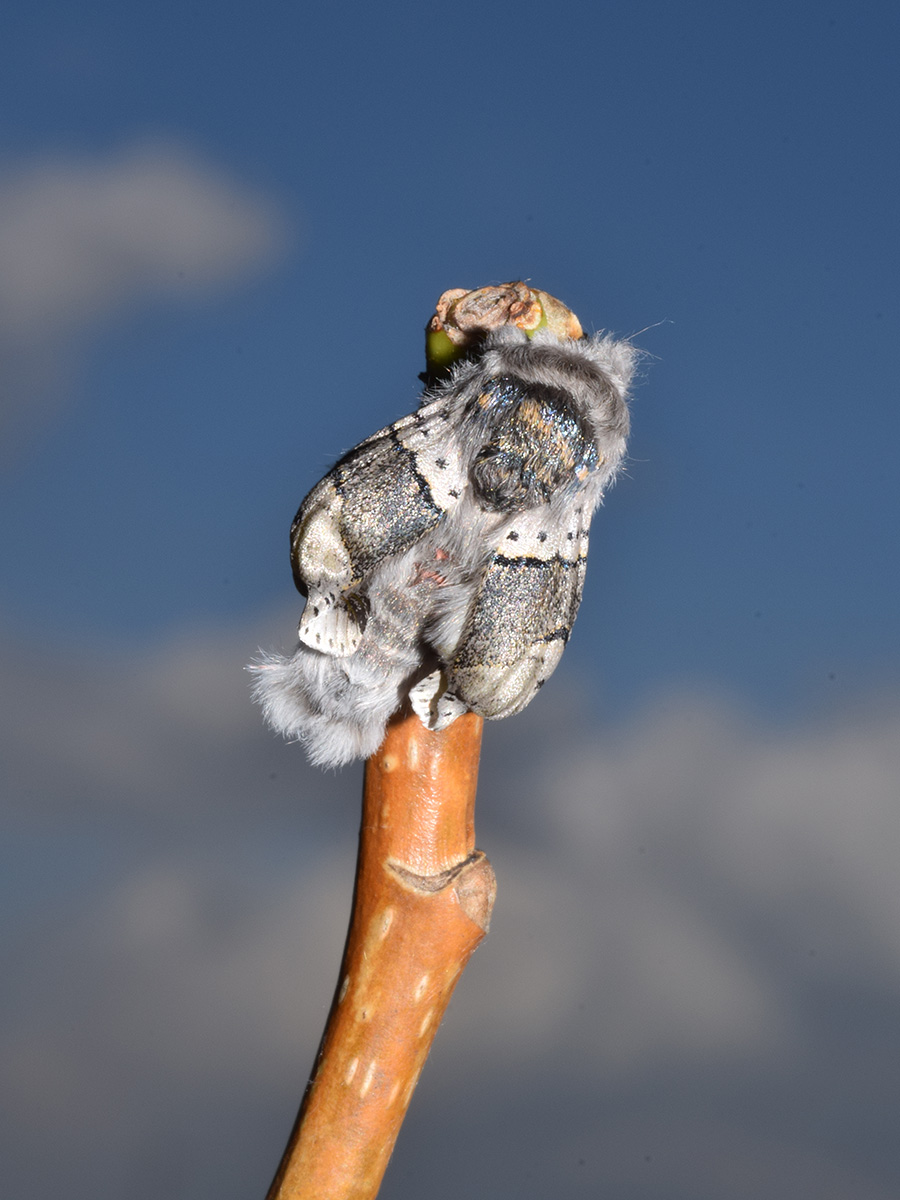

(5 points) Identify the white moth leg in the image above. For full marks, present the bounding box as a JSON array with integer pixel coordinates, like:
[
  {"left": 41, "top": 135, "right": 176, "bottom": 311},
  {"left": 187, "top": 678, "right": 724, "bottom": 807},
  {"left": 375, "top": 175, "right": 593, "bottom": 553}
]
[
  {"left": 409, "top": 669, "right": 468, "bottom": 731},
  {"left": 298, "top": 588, "right": 364, "bottom": 657}
]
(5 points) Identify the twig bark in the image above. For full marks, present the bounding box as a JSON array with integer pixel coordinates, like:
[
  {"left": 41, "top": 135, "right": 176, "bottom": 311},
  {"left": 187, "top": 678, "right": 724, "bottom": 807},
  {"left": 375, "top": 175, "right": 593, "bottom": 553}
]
[{"left": 265, "top": 708, "right": 494, "bottom": 1200}]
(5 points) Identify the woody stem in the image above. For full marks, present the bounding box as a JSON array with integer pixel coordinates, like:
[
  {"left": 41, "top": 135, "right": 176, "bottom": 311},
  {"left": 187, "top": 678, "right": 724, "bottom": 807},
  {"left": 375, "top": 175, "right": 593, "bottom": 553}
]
[{"left": 265, "top": 709, "right": 494, "bottom": 1200}]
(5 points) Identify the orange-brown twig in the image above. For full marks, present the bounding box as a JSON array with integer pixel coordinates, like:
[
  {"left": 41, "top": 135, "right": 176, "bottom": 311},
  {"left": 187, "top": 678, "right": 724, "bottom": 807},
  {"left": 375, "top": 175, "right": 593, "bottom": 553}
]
[{"left": 265, "top": 709, "right": 493, "bottom": 1200}]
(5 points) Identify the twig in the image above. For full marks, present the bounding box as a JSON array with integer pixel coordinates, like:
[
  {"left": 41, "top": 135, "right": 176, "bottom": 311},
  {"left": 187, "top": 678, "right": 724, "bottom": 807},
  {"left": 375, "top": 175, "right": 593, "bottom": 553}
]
[{"left": 265, "top": 708, "right": 494, "bottom": 1199}]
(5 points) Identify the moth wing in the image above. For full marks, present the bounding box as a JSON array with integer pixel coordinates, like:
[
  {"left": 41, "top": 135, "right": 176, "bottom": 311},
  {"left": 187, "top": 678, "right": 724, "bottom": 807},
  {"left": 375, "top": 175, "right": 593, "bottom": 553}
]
[
  {"left": 291, "top": 396, "right": 469, "bottom": 658},
  {"left": 469, "top": 375, "right": 600, "bottom": 512},
  {"left": 446, "top": 502, "right": 590, "bottom": 719}
]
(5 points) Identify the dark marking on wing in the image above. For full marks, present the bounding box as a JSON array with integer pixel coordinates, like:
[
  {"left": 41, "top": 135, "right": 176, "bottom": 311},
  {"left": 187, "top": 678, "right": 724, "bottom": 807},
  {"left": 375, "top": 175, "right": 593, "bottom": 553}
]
[{"left": 470, "top": 376, "right": 599, "bottom": 512}]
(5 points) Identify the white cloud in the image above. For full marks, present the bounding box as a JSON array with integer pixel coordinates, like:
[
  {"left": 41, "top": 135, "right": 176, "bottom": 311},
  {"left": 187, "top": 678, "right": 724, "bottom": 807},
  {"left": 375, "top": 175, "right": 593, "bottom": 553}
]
[
  {"left": 2, "top": 622, "right": 900, "bottom": 1197},
  {"left": 0, "top": 142, "right": 289, "bottom": 445}
]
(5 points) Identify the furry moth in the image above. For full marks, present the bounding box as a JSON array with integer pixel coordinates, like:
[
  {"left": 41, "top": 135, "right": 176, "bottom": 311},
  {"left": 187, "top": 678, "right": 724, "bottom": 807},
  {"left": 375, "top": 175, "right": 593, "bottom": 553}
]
[{"left": 252, "top": 322, "right": 634, "bottom": 768}]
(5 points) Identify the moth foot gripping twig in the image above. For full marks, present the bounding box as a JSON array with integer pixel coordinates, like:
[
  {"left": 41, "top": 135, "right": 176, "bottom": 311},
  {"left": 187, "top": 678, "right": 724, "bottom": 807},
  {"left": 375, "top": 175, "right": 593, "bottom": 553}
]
[{"left": 251, "top": 282, "right": 635, "bottom": 767}]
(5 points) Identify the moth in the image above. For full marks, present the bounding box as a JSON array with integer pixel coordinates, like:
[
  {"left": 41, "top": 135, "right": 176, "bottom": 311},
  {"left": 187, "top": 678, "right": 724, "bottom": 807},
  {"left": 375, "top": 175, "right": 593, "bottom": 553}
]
[{"left": 252, "top": 303, "right": 635, "bottom": 768}]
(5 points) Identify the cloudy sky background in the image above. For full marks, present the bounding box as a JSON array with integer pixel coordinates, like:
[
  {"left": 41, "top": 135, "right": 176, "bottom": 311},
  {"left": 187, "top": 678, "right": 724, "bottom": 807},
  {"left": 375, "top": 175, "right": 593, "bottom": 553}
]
[{"left": 2, "top": 3, "right": 899, "bottom": 1197}]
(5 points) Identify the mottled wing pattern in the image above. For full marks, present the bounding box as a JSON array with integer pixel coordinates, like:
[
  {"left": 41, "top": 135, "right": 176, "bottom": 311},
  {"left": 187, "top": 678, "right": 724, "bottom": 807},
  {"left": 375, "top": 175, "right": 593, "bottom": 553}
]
[
  {"left": 290, "top": 395, "right": 468, "bottom": 656},
  {"left": 439, "top": 373, "right": 598, "bottom": 717},
  {"left": 468, "top": 375, "right": 599, "bottom": 511},
  {"left": 447, "top": 501, "right": 590, "bottom": 718}
]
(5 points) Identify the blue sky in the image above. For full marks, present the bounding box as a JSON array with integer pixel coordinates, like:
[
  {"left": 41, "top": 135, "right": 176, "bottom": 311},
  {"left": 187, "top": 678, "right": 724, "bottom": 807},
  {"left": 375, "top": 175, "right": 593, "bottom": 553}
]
[
  {"left": 2, "top": 0, "right": 898, "bottom": 717},
  {"left": 2, "top": 4, "right": 900, "bottom": 1198}
]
